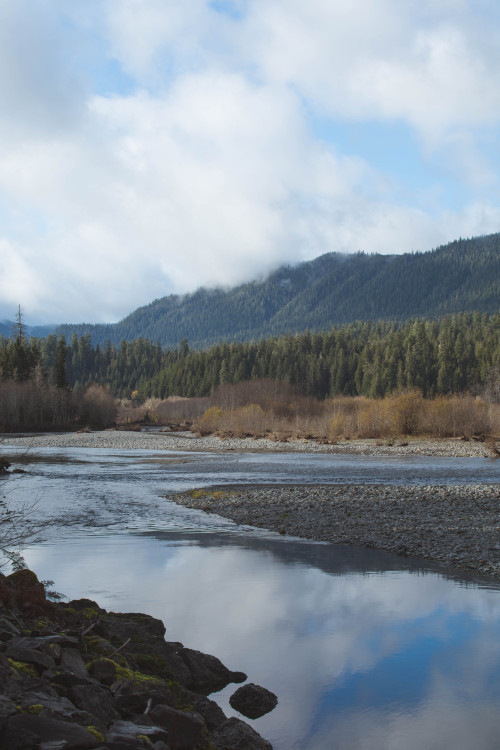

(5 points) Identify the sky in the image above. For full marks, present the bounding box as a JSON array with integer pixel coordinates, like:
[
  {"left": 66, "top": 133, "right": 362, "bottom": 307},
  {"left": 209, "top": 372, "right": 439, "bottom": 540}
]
[{"left": 1, "top": 0, "right": 500, "bottom": 324}]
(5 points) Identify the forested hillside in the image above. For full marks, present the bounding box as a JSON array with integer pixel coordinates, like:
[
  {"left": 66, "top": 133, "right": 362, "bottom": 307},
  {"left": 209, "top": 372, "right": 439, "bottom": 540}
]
[
  {"left": 11, "top": 312, "right": 497, "bottom": 401},
  {"left": 54, "top": 233, "right": 500, "bottom": 348}
]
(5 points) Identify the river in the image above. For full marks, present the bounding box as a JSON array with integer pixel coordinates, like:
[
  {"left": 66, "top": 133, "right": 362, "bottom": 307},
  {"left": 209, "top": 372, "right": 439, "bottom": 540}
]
[{"left": 2, "top": 444, "right": 500, "bottom": 750}]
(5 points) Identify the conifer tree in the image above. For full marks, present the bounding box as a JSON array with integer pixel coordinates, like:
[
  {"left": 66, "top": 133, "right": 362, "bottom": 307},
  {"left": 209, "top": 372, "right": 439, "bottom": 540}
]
[{"left": 55, "top": 336, "right": 68, "bottom": 389}]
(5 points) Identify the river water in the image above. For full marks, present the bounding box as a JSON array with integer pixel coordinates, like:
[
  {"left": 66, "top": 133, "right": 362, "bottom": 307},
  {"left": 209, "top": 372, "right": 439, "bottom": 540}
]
[{"left": 2, "top": 445, "right": 500, "bottom": 750}]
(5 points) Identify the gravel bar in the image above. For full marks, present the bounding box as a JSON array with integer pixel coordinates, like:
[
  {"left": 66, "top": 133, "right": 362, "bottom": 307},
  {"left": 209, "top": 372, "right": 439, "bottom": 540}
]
[
  {"left": 0, "top": 430, "right": 493, "bottom": 456},
  {"left": 3, "top": 430, "right": 498, "bottom": 578},
  {"left": 171, "top": 483, "right": 500, "bottom": 578}
]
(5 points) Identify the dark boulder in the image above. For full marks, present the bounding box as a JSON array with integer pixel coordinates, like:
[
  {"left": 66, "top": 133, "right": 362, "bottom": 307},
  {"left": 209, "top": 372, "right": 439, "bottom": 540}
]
[
  {"left": 212, "top": 717, "right": 273, "bottom": 750},
  {"left": 44, "top": 665, "right": 97, "bottom": 689},
  {"left": 3, "top": 711, "right": 101, "bottom": 749},
  {"left": 180, "top": 647, "right": 247, "bottom": 694},
  {"left": 4, "top": 569, "right": 54, "bottom": 617},
  {"left": 5, "top": 645, "right": 55, "bottom": 673},
  {"left": 0, "top": 570, "right": 274, "bottom": 750},
  {"left": 18, "top": 690, "right": 94, "bottom": 725},
  {"left": 69, "top": 683, "right": 120, "bottom": 730},
  {"left": 88, "top": 657, "right": 118, "bottom": 686},
  {"left": 106, "top": 719, "right": 170, "bottom": 745},
  {"left": 104, "top": 611, "right": 166, "bottom": 641},
  {"left": 112, "top": 681, "right": 178, "bottom": 718},
  {"left": 229, "top": 683, "right": 278, "bottom": 719},
  {"left": 0, "top": 616, "right": 20, "bottom": 639},
  {"left": 189, "top": 694, "right": 227, "bottom": 730},
  {"left": 60, "top": 646, "right": 90, "bottom": 677},
  {"left": 149, "top": 704, "right": 206, "bottom": 750},
  {"left": 11, "top": 633, "right": 79, "bottom": 650},
  {"left": 0, "top": 694, "right": 17, "bottom": 727}
]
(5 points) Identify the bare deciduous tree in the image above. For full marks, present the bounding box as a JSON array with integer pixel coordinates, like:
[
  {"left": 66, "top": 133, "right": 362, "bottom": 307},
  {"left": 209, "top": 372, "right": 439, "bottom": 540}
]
[{"left": 0, "top": 453, "right": 49, "bottom": 570}]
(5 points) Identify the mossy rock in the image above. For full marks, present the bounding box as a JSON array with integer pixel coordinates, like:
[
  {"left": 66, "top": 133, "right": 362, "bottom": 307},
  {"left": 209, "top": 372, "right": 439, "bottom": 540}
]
[
  {"left": 26, "top": 704, "right": 44, "bottom": 715},
  {"left": 83, "top": 635, "right": 114, "bottom": 656},
  {"left": 114, "top": 662, "right": 165, "bottom": 688},
  {"left": 86, "top": 657, "right": 165, "bottom": 689},
  {"left": 133, "top": 653, "right": 172, "bottom": 677},
  {"left": 6, "top": 569, "right": 40, "bottom": 586},
  {"left": 61, "top": 606, "right": 78, "bottom": 615},
  {"left": 8, "top": 659, "right": 38, "bottom": 678},
  {"left": 87, "top": 726, "right": 105, "bottom": 742},
  {"left": 30, "top": 618, "right": 52, "bottom": 634}
]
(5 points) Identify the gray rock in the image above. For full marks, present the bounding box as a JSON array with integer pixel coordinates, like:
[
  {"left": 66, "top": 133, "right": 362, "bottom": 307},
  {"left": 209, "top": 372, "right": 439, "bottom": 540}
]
[
  {"left": 88, "top": 657, "right": 117, "bottom": 685},
  {"left": 229, "top": 683, "right": 278, "bottom": 719},
  {"left": 3, "top": 712, "right": 100, "bottom": 749},
  {"left": 0, "top": 616, "right": 20, "bottom": 637},
  {"left": 44, "top": 665, "right": 97, "bottom": 689},
  {"left": 5, "top": 645, "right": 55, "bottom": 673},
  {"left": 106, "top": 719, "right": 169, "bottom": 744},
  {"left": 180, "top": 647, "right": 247, "bottom": 694},
  {"left": 0, "top": 694, "right": 17, "bottom": 726},
  {"left": 189, "top": 695, "right": 227, "bottom": 730},
  {"left": 112, "top": 681, "right": 178, "bottom": 717},
  {"left": 69, "top": 683, "right": 119, "bottom": 729},
  {"left": 60, "top": 647, "right": 89, "bottom": 678},
  {"left": 11, "top": 634, "right": 79, "bottom": 650},
  {"left": 149, "top": 704, "right": 206, "bottom": 749},
  {"left": 212, "top": 717, "right": 273, "bottom": 750},
  {"left": 19, "top": 691, "right": 93, "bottom": 724}
]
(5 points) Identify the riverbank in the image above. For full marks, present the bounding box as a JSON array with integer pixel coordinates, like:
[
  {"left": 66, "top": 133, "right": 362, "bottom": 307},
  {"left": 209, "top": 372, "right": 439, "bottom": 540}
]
[
  {"left": 1, "top": 429, "right": 494, "bottom": 456},
  {"left": 171, "top": 483, "right": 500, "bottom": 579},
  {"left": 3, "top": 428, "right": 498, "bottom": 578},
  {"left": 0, "top": 569, "right": 274, "bottom": 749}
]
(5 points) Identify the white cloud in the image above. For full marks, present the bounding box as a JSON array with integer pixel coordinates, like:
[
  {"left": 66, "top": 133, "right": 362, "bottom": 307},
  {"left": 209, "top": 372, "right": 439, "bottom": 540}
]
[
  {"left": 0, "top": 0, "right": 500, "bottom": 322},
  {"left": 0, "top": 70, "right": 384, "bottom": 321},
  {"left": 104, "top": 0, "right": 213, "bottom": 82},
  {"left": 0, "top": 1, "right": 85, "bottom": 139},
  {"left": 244, "top": 1, "right": 500, "bottom": 140}
]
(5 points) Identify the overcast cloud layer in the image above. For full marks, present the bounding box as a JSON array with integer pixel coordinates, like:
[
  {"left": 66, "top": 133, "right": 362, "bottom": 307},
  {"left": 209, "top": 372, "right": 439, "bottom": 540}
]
[{"left": 1, "top": 0, "right": 500, "bottom": 323}]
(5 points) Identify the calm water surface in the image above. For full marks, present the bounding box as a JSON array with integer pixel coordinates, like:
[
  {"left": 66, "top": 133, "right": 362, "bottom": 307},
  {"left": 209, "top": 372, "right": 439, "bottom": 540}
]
[{"left": 2, "top": 445, "right": 500, "bottom": 750}]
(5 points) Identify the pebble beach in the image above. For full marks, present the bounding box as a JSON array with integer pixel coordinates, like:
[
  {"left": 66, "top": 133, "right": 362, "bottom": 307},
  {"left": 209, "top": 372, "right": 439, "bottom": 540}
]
[
  {"left": 3, "top": 430, "right": 499, "bottom": 579},
  {"left": 1, "top": 428, "right": 494, "bottom": 457},
  {"left": 172, "top": 483, "right": 500, "bottom": 579}
]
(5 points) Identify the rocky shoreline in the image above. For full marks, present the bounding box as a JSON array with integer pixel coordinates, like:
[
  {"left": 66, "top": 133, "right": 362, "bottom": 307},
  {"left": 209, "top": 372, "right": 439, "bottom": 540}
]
[
  {"left": 171, "top": 483, "right": 500, "bottom": 579},
  {"left": 0, "top": 569, "right": 276, "bottom": 749},
  {"left": 1, "top": 430, "right": 493, "bottom": 457}
]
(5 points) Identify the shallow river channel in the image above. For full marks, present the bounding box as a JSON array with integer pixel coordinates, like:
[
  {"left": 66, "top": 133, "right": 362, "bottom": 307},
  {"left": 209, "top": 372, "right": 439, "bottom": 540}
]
[{"left": 2, "top": 445, "right": 500, "bottom": 750}]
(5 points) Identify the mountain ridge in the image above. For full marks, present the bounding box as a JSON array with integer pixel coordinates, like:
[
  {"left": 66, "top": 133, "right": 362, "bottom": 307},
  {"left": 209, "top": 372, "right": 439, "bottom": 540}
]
[{"left": 47, "top": 232, "right": 500, "bottom": 348}]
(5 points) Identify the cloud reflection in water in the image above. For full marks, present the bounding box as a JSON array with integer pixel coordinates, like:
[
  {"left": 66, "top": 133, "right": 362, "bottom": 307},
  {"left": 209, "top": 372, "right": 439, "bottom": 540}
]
[{"left": 24, "top": 533, "right": 500, "bottom": 750}]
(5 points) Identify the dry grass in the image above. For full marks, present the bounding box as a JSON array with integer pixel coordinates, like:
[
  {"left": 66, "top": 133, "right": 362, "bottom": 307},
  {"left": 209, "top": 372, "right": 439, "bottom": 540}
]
[
  {"left": 116, "top": 380, "right": 500, "bottom": 443},
  {"left": 194, "top": 384, "right": 500, "bottom": 442}
]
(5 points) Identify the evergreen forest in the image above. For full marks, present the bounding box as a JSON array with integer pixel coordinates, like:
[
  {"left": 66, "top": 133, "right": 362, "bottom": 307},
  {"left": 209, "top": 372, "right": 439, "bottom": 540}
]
[{"left": 1, "top": 312, "right": 498, "bottom": 403}]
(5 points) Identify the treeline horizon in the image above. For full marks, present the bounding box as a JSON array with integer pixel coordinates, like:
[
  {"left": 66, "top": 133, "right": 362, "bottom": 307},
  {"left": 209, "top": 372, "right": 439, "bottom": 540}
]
[
  {"left": 0, "top": 311, "right": 116, "bottom": 431},
  {"left": 1, "top": 311, "right": 498, "bottom": 404}
]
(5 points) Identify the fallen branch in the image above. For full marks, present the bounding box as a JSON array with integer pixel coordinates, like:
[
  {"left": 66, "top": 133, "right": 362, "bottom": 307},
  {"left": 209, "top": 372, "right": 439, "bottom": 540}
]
[{"left": 109, "top": 637, "right": 131, "bottom": 660}]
